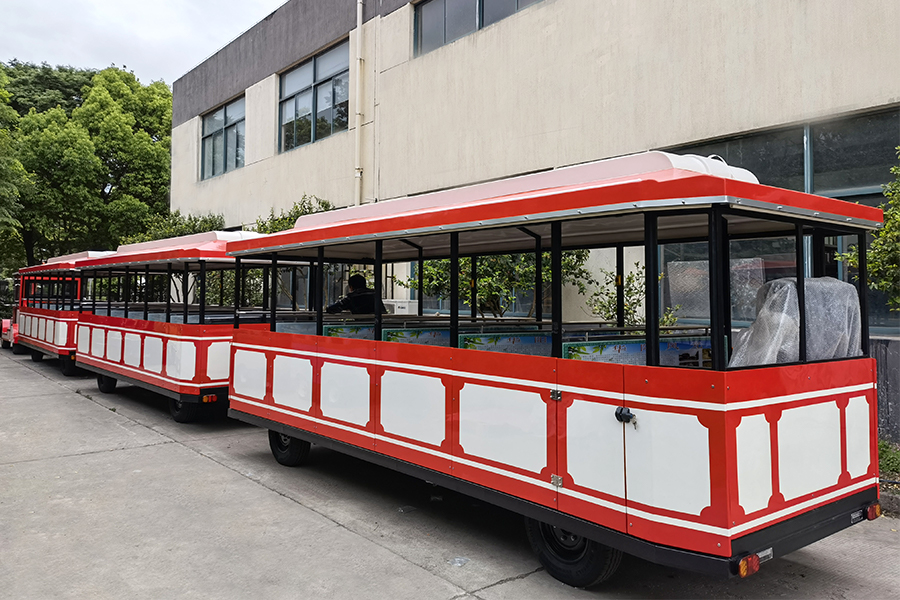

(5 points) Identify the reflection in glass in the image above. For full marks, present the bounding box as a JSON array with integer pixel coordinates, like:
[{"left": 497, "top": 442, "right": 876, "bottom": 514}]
[
  {"left": 235, "top": 121, "right": 245, "bottom": 168},
  {"left": 282, "top": 62, "right": 313, "bottom": 98},
  {"left": 202, "top": 136, "right": 213, "bottom": 179},
  {"left": 316, "top": 42, "right": 350, "bottom": 80},
  {"left": 296, "top": 91, "right": 313, "bottom": 146},
  {"left": 225, "top": 125, "right": 236, "bottom": 172},
  {"left": 417, "top": 0, "right": 445, "bottom": 55},
  {"left": 225, "top": 98, "right": 245, "bottom": 126},
  {"left": 280, "top": 99, "right": 295, "bottom": 152},
  {"left": 445, "top": 0, "right": 478, "bottom": 43},
  {"left": 483, "top": 0, "right": 517, "bottom": 27},
  {"left": 333, "top": 73, "right": 349, "bottom": 132},
  {"left": 212, "top": 131, "right": 224, "bottom": 177},
  {"left": 316, "top": 83, "right": 333, "bottom": 141},
  {"left": 202, "top": 109, "right": 223, "bottom": 136},
  {"left": 813, "top": 109, "right": 899, "bottom": 194}
]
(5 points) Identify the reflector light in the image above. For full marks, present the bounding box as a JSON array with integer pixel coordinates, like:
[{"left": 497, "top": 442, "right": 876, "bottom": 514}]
[
  {"left": 201, "top": 394, "right": 217, "bottom": 403},
  {"left": 867, "top": 503, "right": 881, "bottom": 520},
  {"left": 738, "top": 554, "right": 760, "bottom": 578}
]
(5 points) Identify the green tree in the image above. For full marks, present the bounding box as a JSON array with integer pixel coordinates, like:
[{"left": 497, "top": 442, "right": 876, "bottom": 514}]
[
  {"left": 402, "top": 250, "right": 595, "bottom": 318},
  {"left": 254, "top": 195, "right": 333, "bottom": 233},
  {"left": 0, "top": 60, "right": 95, "bottom": 117},
  {"left": 839, "top": 148, "right": 900, "bottom": 310},
  {"left": 0, "top": 69, "right": 26, "bottom": 232},
  {"left": 587, "top": 263, "right": 679, "bottom": 326},
  {"left": 121, "top": 210, "right": 224, "bottom": 244}
]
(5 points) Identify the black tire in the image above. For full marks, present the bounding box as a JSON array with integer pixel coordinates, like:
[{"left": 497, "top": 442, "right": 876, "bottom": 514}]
[
  {"left": 524, "top": 517, "right": 622, "bottom": 588},
  {"left": 1, "top": 340, "right": 10, "bottom": 349},
  {"left": 12, "top": 343, "right": 27, "bottom": 355},
  {"left": 60, "top": 356, "right": 78, "bottom": 376},
  {"left": 30, "top": 349, "right": 43, "bottom": 362},
  {"left": 169, "top": 397, "right": 202, "bottom": 423},
  {"left": 97, "top": 374, "right": 117, "bottom": 393},
  {"left": 268, "top": 430, "right": 311, "bottom": 467}
]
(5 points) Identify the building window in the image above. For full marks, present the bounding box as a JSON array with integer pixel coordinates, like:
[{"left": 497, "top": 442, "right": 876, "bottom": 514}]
[
  {"left": 280, "top": 41, "right": 350, "bottom": 153},
  {"left": 416, "top": 0, "right": 542, "bottom": 55},
  {"left": 201, "top": 97, "right": 245, "bottom": 180}
]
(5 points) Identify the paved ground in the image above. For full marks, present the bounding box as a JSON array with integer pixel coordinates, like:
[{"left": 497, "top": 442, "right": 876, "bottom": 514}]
[{"left": 1, "top": 350, "right": 898, "bottom": 600}]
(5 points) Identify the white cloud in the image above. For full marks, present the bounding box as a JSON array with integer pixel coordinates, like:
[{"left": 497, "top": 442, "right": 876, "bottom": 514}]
[{"left": 0, "top": 0, "right": 288, "bottom": 86}]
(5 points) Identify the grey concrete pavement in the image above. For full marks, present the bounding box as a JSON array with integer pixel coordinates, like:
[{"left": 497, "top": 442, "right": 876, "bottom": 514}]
[{"left": 1, "top": 350, "right": 898, "bottom": 599}]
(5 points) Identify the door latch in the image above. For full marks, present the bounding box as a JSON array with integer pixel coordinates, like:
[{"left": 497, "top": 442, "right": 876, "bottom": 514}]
[{"left": 615, "top": 406, "right": 638, "bottom": 429}]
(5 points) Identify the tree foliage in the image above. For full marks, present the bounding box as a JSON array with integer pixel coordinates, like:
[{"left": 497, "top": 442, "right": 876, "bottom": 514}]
[
  {"left": 839, "top": 148, "right": 900, "bottom": 310},
  {"left": 121, "top": 210, "right": 225, "bottom": 244},
  {"left": 587, "top": 262, "right": 679, "bottom": 326},
  {"left": 0, "top": 60, "right": 96, "bottom": 117},
  {"left": 402, "top": 250, "right": 595, "bottom": 318},
  {"left": 254, "top": 195, "right": 334, "bottom": 234}
]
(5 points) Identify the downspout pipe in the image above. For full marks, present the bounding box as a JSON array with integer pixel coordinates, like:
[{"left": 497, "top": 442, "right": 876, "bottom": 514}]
[{"left": 354, "top": 0, "right": 365, "bottom": 205}]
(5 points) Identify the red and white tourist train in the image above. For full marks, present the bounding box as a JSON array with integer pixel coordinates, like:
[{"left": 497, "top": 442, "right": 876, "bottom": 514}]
[{"left": 4, "top": 152, "right": 884, "bottom": 587}]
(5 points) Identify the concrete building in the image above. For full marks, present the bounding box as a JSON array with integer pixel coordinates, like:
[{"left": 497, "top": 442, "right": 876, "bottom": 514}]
[{"left": 171, "top": 0, "right": 900, "bottom": 436}]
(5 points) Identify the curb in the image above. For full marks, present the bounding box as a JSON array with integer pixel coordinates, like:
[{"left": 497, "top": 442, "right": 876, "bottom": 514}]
[{"left": 882, "top": 490, "right": 900, "bottom": 516}]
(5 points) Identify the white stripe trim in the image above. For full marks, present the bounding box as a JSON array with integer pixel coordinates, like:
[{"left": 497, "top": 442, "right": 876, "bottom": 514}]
[
  {"left": 625, "top": 383, "right": 875, "bottom": 412},
  {"left": 84, "top": 322, "right": 231, "bottom": 342},
  {"left": 78, "top": 355, "right": 228, "bottom": 388}
]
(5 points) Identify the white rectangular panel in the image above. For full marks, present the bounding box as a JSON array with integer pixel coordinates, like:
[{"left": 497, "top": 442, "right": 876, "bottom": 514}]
[
  {"left": 44, "top": 320, "right": 53, "bottom": 342},
  {"left": 166, "top": 340, "right": 196, "bottom": 380},
  {"left": 272, "top": 355, "right": 313, "bottom": 412},
  {"left": 566, "top": 399, "right": 625, "bottom": 498},
  {"left": 124, "top": 333, "right": 141, "bottom": 367},
  {"left": 458, "top": 383, "right": 546, "bottom": 474},
  {"left": 779, "top": 402, "right": 841, "bottom": 501},
  {"left": 206, "top": 342, "right": 231, "bottom": 380},
  {"left": 381, "top": 370, "right": 446, "bottom": 446},
  {"left": 106, "top": 331, "right": 122, "bottom": 363},
  {"left": 39, "top": 318, "right": 46, "bottom": 341},
  {"left": 144, "top": 337, "right": 162, "bottom": 373},
  {"left": 233, "top": 350, "right": 267, "bottom": 399},
  {"left": 91, "top": 328, "right": 105, "bottom": 358},
  {"left": 77, "top": 326, "right": 90, "bottom": 353},
  {"left": 320, "top": 362, "right": 370, "bottom": 426},
  {"left": 30, "top": 317, "right": 38, "bottom": 338},
  {"left": 625, "top": 411, "right": 710, "bottom": 515},
  {"left": 55, "top": 321, "right": 67, "bottom": 347},
  {"left": 736, "top": 413, "right": 772, "bottom": 514},
  {"left": 845, "top": 396, "right": 871, "bottom": 478}
]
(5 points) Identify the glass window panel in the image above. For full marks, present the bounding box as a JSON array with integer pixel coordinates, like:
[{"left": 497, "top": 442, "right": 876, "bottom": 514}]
[
  {"left": 445, "top": 0, "right": 478, "bottom": 43},
  {"left": 296, "top": 90, "right": 313, "bottom": 146},
  {"left": 202, "top": 108, "right": 224, "bottom": 136},
  {"left": 235, "top": 120, "right": 245, "bottom": 168},
  {"left": 417, "top": 0, "right": 445, "bottom": 55},
  {"left": 316, "top": 83, "right": 333, "bottom": 141},
  {"left": 212, "top": 130, "right": 224, "bottom": 177},
  {"left": 812, "top": 109, "right": 900, "bottom": 194},
  {"left": 280, "top": 99, "right": 295, "bottom": 151},
  {"left": 316, "top": 41, "right": 350, "bottom": 81},
  {"left": 282, "top": 62, "right": 313, "bottom": 98},
  {"left": 225, "top": 125, "right": 236, "bottom": 172},
  {"left": 202, "top": 135, "right": 213, "bottom": 179},
  {"left": 225, "top": 97, "right": 245, "bottom": 126},
  {"left": 674, "top": 128, "right": 805, "bottom": 191},
  {"left": 332, "top": 73, "right": 349, "bottom": 133},
  {"left": 518, "top": 0, "right": 542, "bottom": 8},
  {"left": 483, "top": 0, "right": 517, "bottom": 27}
]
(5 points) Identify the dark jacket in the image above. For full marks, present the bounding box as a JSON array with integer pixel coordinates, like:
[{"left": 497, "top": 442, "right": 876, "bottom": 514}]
[{"left": 325, "top": 288, "right": 386, "bottom": 314}]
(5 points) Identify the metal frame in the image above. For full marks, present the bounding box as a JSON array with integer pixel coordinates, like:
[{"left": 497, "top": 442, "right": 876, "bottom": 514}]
[{"left": 200, "top": 96, "right": 246, "bottom": 180}]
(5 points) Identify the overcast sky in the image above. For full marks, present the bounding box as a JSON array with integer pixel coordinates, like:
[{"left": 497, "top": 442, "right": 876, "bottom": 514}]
[{"left": 1, "top": 0, "right": 289, "bottom": 86}]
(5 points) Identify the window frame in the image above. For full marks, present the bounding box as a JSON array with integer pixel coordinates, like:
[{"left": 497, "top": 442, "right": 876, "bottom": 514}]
[
  {"left": 200, "top": 97, "right": 246, "bottom": 181},
  {"left": 279, "top": 41, "right": 351, "bottom": 154},
  {"left": 415, "top": 0, "right": 542, "bottom": 56}
]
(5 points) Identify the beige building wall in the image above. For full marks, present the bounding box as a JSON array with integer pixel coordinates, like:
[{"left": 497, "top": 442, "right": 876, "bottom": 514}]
[{"left": 171, "top": 0, "right": 900, "bottom": 226}]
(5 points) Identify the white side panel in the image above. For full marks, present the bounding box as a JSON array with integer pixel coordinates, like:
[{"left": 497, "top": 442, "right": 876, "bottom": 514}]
[
  {"left": 845, "top": 396, "right": 871, "bottom": 478},
  {"left": 55, "top": 321, "right": 67, "bottom": 346},
  {"left": 206, "top": 342, "right": 231, "bottom": 380},
  {"left": 566, "top": 399, "right": 625, "bottom": 499},
  {"left": 625, "top": 411, "right": 710, "bottom": 515},
  {"left": 30, "top": 317, "right": 38, "bottom": 338},
  {"left": 18, "top": 314, "right": 24, "bottom": 331},
  {"left": 44, "top": 319, "right": 53, "bottom": 342},
  {"left": 106, "top": 331, "right": 122, "bottom": 363},
  {"left": 77, "top": 326, "right": 90, "bottom": 353},
  {"left": 272, "top": 355, "right": 313, "bottom": 412},
  {"left": 91, "top": 328, "right": 105, "bottom": 358},
  {"left": 39, "top": 318, "right": 46, "bottom": 341},
  {"left": 144, "top": 337, "right": 163, "bottom": 373},
  {"left": 458, "top": 383, "right": 546, "bottom": 474},
  {"left": 380, "top": 370, "right": 446, "bottom": 446},
  {"left": 320, "top": 362, "right": 370, "bottom": 426},
  {"left": 233, "top": 350, "right": 267, "bottom": 399},
  {"left": 736, "top": 414, "right": 772, "bottom": 514},
  {"left": 779, "top": 402, "right": 841, "bottom": 501},
  {"left": 166, "top": 340, "right": 196, "bottom": 380},
  {"left": 124, "top": 333, "right": 141, "bottom": 367}
]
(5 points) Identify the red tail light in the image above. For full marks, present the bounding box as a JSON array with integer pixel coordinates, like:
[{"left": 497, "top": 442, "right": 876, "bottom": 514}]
[
  {"left": 201, "top": 394, "right": 218, "bottom": 403},
  {"left": 738, "top": 553, "right": 760, "bottom": 578},
  {"left": 866, "top": 503, "right": 881, "bottom": 521}
]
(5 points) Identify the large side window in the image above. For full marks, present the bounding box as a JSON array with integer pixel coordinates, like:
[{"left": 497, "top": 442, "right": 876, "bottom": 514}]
[
  {"left": 201, "top": 97, "right": 245, "bottom": 180},
  {"left": 280, "top": 41, "right": 350, "bottom": 153},
  {"left": 416, "top": 0, "right": 542, "bottom": 55}
]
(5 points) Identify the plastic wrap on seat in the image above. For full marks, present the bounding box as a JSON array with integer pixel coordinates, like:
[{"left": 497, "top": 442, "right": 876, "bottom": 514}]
[{"left": 728, "top": 277, "right": 862, "bottom": 368}]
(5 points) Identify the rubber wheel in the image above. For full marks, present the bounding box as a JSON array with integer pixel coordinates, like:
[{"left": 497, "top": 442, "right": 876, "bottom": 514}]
[
  {"left": 60, "top": 356, "right": 78, "bottom": 376},
  {"left": 268, "top": 430, "right": 311, "bottom": 467},
  {"left": 97, "top": 374, "right": 117, "bottom": 393},
  {"left": 30, "top": 349, "right": 43, "bottom": 362},
  {"left": 169, "top": 398, "right": 202, "bottom": 423},
  {"left": 524, "top": 517, "right": 622, "bottom": 588},
  {"left": 12, "top": 343, "right": 27, "bottom": 355},
  {"left": 1, "top": 340, "right": 10, "bottom": 349}
]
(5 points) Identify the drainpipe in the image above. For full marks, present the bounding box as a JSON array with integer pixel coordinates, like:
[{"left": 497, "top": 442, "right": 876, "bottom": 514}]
[{"left": 354, "top": 0, "right": 365, "bottom": 205}]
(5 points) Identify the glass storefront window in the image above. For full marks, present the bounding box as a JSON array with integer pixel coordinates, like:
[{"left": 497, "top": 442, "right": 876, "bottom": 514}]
[{"left": 813, "top": 110, "right": 900, "bottom": 195}]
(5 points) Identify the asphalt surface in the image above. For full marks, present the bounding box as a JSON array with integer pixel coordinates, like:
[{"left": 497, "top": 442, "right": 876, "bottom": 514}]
[{"left": 1, "top": 349, "right": 898, "bottom": 599}]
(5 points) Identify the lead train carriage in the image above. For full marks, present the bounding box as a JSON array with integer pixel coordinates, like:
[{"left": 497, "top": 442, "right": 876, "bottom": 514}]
[{"left": 223, "top": 152, "right": 883, "bottom": 586}]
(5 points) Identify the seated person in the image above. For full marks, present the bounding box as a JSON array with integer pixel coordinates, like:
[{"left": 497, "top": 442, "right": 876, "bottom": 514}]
[{"left": 326, "top": 274, "right": 387, "bottom": 314}]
